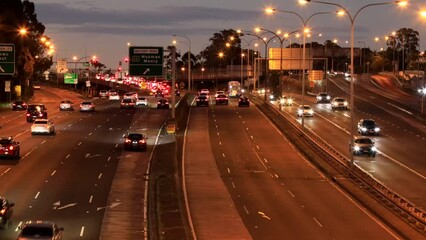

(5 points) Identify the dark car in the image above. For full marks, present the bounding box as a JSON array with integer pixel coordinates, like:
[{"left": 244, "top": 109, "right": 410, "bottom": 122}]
[
  {"left": 0, "top": 137, "right": 20, "bottom": 159},
  {"left": 123, "top": 133, "right": 147, "bottom": 151},
  {"left": 0, "top": 197, "right": 15, "bottom": 228},
  {"left": 316, "top": 92, "right": 331, "bottom": 103},
  {"left": 215, "top": 94, "right": 229, "bottom": 105},
  {"left": 26, "top": 104, "right": 47, "bottom": 123},
  {"left": 17, "top": 221, "right": 64, "bottom": 240},
  {"left": 238, "top": 96, "right": 250, "bottom": 107},
  {"left": 157, "top": 99, "right": 170, "bottom": 109},
  {"left": 120, "top": 98, "right": 136, "bottom": 109},
  {"left": 155, "top": 90, "right": 164, "bottom": 98},
  {"left": 196, "top": 95, "right": 209, "bottom": 107},
  {"left": 12, "top": 101, "right": 28, "bottom": 111},
  {"left": 357, "top": 119, "right": 380, "bottom": 136}
]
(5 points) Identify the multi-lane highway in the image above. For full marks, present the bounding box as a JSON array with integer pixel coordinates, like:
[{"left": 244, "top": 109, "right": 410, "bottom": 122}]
[{"left": 0, "top": 86, "right": 169, "bottom": 239}]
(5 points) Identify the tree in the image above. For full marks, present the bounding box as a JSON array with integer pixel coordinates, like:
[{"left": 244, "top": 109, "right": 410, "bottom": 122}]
[
  {"left": 0, "top": 0, "right": 49, "bottom": 100},
  {"left": 387, "top": 28, "right": 420, "bottom": 71}
]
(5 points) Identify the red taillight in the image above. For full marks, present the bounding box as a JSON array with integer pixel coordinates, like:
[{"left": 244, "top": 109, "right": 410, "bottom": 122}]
[
  {"left": 26, "top": 113, "right": 30, "bottom": 116},
  {"left": 12, "top": 103, "right": 16, "bottom": 106},
  {"left": 23, "top": 103, "right": 27, "bottom": 106},
  {"left": 139, "top": 140, "right": 146, "bottom": 144},
  {"left": 125, "top": 139, "right": 131, "bottom": 143},
  {"left": 38, "top": 113, "right": 43, "bottom": 117},
  {"left": 9, "top": 146, "right": 14, "bottom": 150}
]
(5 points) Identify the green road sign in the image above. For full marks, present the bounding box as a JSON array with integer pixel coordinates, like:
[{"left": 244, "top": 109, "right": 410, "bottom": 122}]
[
  {"left": 64, "top": 73, "right": 78, "bottom": 84},
  {"left": 0, "top": 44, "right": 15, "bottom": 75},
  {"left": 129, "top": 46, "right": 163, "bottom": 77},
  {"left": 83, "top": 62, "right": 90, "bottom": 67}
]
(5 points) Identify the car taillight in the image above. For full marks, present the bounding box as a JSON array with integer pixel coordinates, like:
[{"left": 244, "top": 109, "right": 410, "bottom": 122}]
[
  {"left": 0, "top": 209, "right": 5, "bottom": 214},
  {"left": 9, "top": 146, "right": 14, "bottom": 150},
  {"left": 12, "top": 103, "right": 16, "bottom": 106},
  {"left": 125, "top": 139, "right": 131, "bottom": 143},
  {"left": 139, "top": 140, "right": 146, "bottom": 144},
  {"left": 26, "top": 113, "right": 30, "bottom": 116},
  {"left": 39, "top": 113, "right": 43, "bottom": 117}
]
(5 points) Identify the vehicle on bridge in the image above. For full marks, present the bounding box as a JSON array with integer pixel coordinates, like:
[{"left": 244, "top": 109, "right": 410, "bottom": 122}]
[
  {"left": 17, "top": 221, "right": 64, "bottom": 240},
  {"left": 123, "top": 133, "right": 147, "bottom": 151},
  {"left": 357, "top": 119, "right": 380, "bottom": 136},
  {"left": 0, "top": 137, "right": 20, "bottom": 159},
  {"left": 297, "top": 105, "right": 314, "bottom": 117},
  {"left": 31, "top": 119, "right": 55, "bottom": 135},
  {"left": 26, "top": 104, "right": 48, "bottom": 123},
  {"left": 228, "top": 81, "right": 241, "bottom": 98},
  {"left": 352, "top": 136, "right": 376, "bottom": 157}
]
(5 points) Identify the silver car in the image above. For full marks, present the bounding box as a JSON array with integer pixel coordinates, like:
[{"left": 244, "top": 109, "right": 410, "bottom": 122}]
[
  {"left": 79, "top": 101, "right": 95, "bottom": 112},
  {"left": 352, "top": 136, "right": 377, "bottom": 157},
  {"left": 31, "top": 119, "right": 55, "bottom": 135},
  {"left": 296, "top": 105, "right": 314, "bottom": 117},
  {"left": 17, "top": 221, "right": 64, "bottom": 240},
  {"left": 59, "top": 100, "right": 73, "bottom": 111},
  {"left": 136, "top": 97, "right": 148, "bottom": 106},
  {"left": 331, "top": 97, "right": 348, "bottom": 110}
]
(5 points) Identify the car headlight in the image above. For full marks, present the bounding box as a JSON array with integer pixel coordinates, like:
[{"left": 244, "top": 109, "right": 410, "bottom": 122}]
[
  {"left": 374, "top": 127, "right": 380, "bottom": 132},
  {"left": 361, "top": 127, "right": 367, "bottom": 132},
  {"left": 280, "top": 99, "right": 285, "bottom": 105},
  {"left": 371, "top": 146, "right": 377, "bottom": 151},
  {"left": 344, "top": 102, "right": 348, "bottom": 106},
  {"left": 326, "top": 96, "right": 330, "bottom": 100},
  {"left": 308, "top": 110, "right": 314, "bottom": 114},
  {"left": 297, "top": 109, "right": 303, "bottom": 114},
  {"left": 317, "top": 96, "right": 321, "bottom": 100},
  {"left": 333, "top": 102, "right": 338, "bottom": 106},
  {"left": 269, "top": 95, "right": 274, "bottom": 100},
  {"left": 288, "top": 99, "right": 293, "bottom": 104},
  {"left": 354, "top": 146, "right": 360, "bottom": 151}
]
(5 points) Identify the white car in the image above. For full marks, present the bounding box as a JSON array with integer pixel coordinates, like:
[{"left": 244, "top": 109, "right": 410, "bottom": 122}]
[
  {"left": 59, "top": 100, "right": 73, "bottom": 111},
  {"left": 296, "top": 105, "right": 314, "bottom": 117},
  {"left": 331, "top": 97, "right": 348, "bottom": 110},
  {"left": 136, "top": 97, "right": 148, "bottom": 106},
  {"left": 99, "top": 90, "right": 109, "bottom": 98},
  {"left": 31, "top": 119, "right": 55, "bottom": 135},
  {"left": 123, "top": 92, "right": 138, "bottom": 100},
  {"left": 200, "top": 89, "right": 209, "bottom": 95},
  {"left": 214, "top": 91, "right": 225, "bottom": 98},
  {"left": 79, "top": 101, "right": 95, "bottom": 112},
  {"left": 109, "top": 92, "right": 120, "bottom": 100}
]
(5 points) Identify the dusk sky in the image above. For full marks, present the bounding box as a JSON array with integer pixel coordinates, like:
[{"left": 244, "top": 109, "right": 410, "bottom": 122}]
[{"left": 34, "top": 0, "right": 426, "bottom": 68}]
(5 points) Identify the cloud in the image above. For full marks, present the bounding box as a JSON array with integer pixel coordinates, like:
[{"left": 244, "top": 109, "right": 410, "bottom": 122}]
[{"left": 36, "top": 3, "right": 258, "bottom": 27}]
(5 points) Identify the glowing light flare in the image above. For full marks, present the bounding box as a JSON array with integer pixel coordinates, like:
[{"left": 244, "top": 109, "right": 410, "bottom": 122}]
[
  {"left": 218, "top": 52, "right": 224, "bottom": 58},
  {"left": 265, "top": 8, "right": 275, "bottom": 14},
  {"left": 19, "top": 28, "right": 28, "bottom": 35},
  {"left": 298, "top": 0, "right": 309, "bottom": 5},
  {"left": 337, "top": 10, "right": 345, "bottom": 16},
  {"left": 421, "top": 10, "right": 426, "bottom": 18},
  {"left": 255, "top": 27, "right": 261, "bottom": 33},
  {"left": 397, "top": 1, "right": 408, "bottom": 7}
]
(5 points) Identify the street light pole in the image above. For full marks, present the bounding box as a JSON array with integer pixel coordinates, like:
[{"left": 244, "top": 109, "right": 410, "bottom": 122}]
[
  {"left": 173, "top": 34, "right": 191, "bottom": 92},
  {"left": 302, "top": 0, "right": 408, "bottom": 167}
]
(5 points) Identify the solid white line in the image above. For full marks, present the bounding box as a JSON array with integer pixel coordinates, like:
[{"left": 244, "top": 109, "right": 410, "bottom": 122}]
[
  {"left": 51, "top": 170, "right": 56, "bottom": 176},
  {"left": 0, "top": 168, "right": 11, "bottom": 177},
  {"left": 376, "top": 151, "right": 426, "bottom": 181},
  {"left": 89, "top": 195, "right": 93, "bottom": 203},
  {"left": 98, "top": 173, "right": 102, "bottom": 179},
  {"left": 80, "top": 226, "right": 85, "bottom": 236},
  {"left": 41, "top": 140, "right": 46, "bottom": 144},
  {"left": 34, "top": 191, "right": 40, "bottom": 199},
  {"left": 313, "top": 217, "right": 323, "bottom": 228},
  {"left": 15, "top": 221, "right": 23, "bottom": 232}
]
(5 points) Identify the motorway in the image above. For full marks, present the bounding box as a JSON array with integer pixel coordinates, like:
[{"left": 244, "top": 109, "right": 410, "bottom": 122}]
[
  {"left": 0, "top": 86, "right": 169, "bottom": 239},
  {"left": 273, "top": 74, "right": 426, "bottom": 211},
  {"left": 199, "top": 97, "right": 399, "bottom": 239}
]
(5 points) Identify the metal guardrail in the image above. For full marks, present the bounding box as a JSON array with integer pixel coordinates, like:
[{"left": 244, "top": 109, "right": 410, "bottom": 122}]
[{"left": 250, "top": 95, "right": 426, "bottom": 234}]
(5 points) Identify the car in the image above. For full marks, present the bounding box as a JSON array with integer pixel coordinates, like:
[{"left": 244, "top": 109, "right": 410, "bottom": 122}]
[
  {"left": 238, "top": 96, "right": 250, "bottom": 107},
  {"left": 214, "top": 91, "right": 225, "bottom": 98},
  {"left": 196, "top": 95, "right": 209, "bottom": 107},
  {"left": 108, "top": 91, "right": 120, "bottom": 100},
  {"left": 352, "top": 136, "right": 377, "bottom": 157},
  {"left": 215, "top": 94, "right": 228, "bottom": 105},
  {"left": 279, "top": 96, "right": 293, "bottom": 106},
  {"left": 296, "top": 105, "right": 314, "bottom": 117},
  {"left": 59, "top": 100, "right": 73, "bottom": 111},
  {"left": 123, "top": 133, "right": 148, "bottom": 151},
  {"left": 31, "top": 119, "right": 55, "bottom": 135},
  {"left": 200, "top": 89, "right": 209, "bottom": 95},
  {"left": 0, "top": 197, "right": 15, "bottom": 228},
  {"left": 136, "top": 97, "right": 148, "bottom": 106},
  {"left": 357, "top": 119, "right": 380, "bottom": 136},
  {"left": 155, "top": 90, "right": 164, "bottom": 98},
  {"left": 12, "top": 101, "right": 27, "bottom": 111},
  {"left": 99, "top": 90, "right": 109, "bottom": 98},
  {"left": 156, "top": 99, "right": 169, "bottom": 109},
  {"left": 17, "top": 221, "right": 64, "bottom": 240},
  {"left": 120, "top": 98, "right": 136, "bottom": 109},
  {"left": 0, "top": 137, "right": 20, "bottom": 159},
  {"left": 123, "top": 92, "right": 137, "bottom": 100},
  {"left": 79, "top": 101, "right": 95, "bottom": 112},
  {"left": 26, "top": 104, "right": 47, "bottom": 123},
  {"left": 316, "top": 92, "right": 331, "bottom": 103},
  {"left": 331, "top": 97, "right": 349, "bottom": 110},
  {"left": 33, "top": 84, "right": 41, "bottom": 90}
]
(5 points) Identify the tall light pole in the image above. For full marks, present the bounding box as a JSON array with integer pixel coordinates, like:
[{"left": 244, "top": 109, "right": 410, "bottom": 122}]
[
  {"left": 255, "top": 28, "right": 287, "bottom": 99},
  {"left": 239, "top": 30, "right": 275, "bottom": 100},
  {"left": 173, "top": 34, "right": 191, "bottom": 92},
  {"left": 357, "top": 41, "right": 366, "bottom": 73},
  {"left": 301, "top": 0, "right": 408, "bottom": 166},
  {"left": 266, "top": 7, "right": 335, "bottom": 128}
]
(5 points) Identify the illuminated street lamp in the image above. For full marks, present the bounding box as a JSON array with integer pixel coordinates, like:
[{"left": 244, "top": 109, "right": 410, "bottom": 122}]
[
  {"left": 266, "top": 7, "right": 335, "bottom": 128},
  {"left": 418, "top": 87, "right": 426, "bottom": 114},
  {"left": 301, "top": 0, "right": 408, "bottom": 167},
  {"left": 173, "top": 34, "right": 192, "bottom": 92}
]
